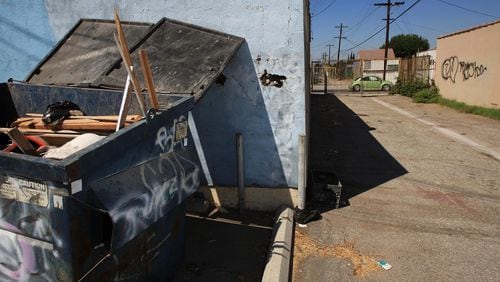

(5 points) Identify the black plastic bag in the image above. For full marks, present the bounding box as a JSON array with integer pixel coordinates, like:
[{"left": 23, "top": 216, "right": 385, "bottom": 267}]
[{"left": 42, "top": 101, "right": 85, "bottom": 126}]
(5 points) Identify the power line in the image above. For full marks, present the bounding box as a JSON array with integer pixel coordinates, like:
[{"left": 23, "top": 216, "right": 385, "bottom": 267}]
[
  {"left": 437, "top": 0, "right": 499, "bottom": 19},
  {"left": 312, "top": 0, "right": 338, "bottom": 18},
  {"left": 312, "top": 39, "right": 334, "bottom": 49},
  {"left": 409, "top": 22, "right": 446, "bottom": 34},
  {"left": 342, "top": 0, "right": 422, "bottom": 52},
  {"left": 375, "top": 0, "right": 405, "bottom": 80},
  {"left": 335, "top": 23, "right": 348, "bottom": 63},
  {"left": 326, "top": 44, "right": 335, "bottom": 64},
  {"left": 344, "top": 6, "right": 381, "bottom": 36}
]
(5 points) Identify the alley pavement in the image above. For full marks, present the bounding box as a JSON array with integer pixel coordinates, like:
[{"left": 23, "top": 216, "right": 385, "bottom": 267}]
[{"left": 294, "top": 93, "right": 500, "bottom": 281}]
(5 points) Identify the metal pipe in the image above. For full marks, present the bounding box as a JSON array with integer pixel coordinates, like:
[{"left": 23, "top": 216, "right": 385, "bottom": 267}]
[
  {"left": 236, "top": 133, "right": 245, "bottom": 212},
  {"left": 298, "top": 135, "right": 306, "bottom": 210},
  {"left": 323, "top": 71, "right": 327, "bottom": 95}
]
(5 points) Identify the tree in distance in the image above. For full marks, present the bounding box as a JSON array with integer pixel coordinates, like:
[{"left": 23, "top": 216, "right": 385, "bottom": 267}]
[{"left": 381, "top": 34, "right": 430, "bottom": 58}]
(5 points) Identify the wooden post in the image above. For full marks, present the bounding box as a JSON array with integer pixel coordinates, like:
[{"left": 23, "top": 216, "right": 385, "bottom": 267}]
[
  {"left": 138, "top": 49, "right": 159, "bottom": 109},
  {"left": 114, "top": 9, "right": 147, "bottom": 116},
  {"left": 6, "top": 127, "right": 37, "bottom": 155}
]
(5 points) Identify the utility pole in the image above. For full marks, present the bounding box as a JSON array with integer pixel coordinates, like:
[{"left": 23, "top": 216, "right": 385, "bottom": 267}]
[
  {"left": 323, "top": 51, "right": 328, "bottom": 94},
  {"left": 375, "top": 0, "right": 404, "bottom": 80},
  {"left": 335, "top": 23, "right": 347, "bottom": 80},
  {"left": 334, "top": 23, "right": 347, "bottom": 64},
  {"left": 326, "top": 44, "right": 335, "bottom": 65}
]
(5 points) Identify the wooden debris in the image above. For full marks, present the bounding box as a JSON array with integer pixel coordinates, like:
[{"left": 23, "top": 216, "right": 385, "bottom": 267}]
[
  {"left": 139, "top": 49, "right": 159, "bottom": 109},
  {"left": 9, "top": 115, "right": 141, "bottom": 132},
  {"left": 114, "top": 9, "right": 147, "bottom": 116},
  {"left": 25, "top": 113, "right": 141, "bottom": 122},
  {"left": 37, "top": 134, "right": 78, "bottom": 147},
  {"left": 5, "top": 127, "right": 38, "bottom": 156}
]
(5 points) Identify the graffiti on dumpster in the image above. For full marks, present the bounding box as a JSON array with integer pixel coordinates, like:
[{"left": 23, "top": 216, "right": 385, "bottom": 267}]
[
  {"left": 442, "top": 56, "right": 487, "bottom": 83},
  {"left": 0, "top": 192, "right": 64, "bottom": 281},
  {"left": 109, "top": 115, "right": 200, "bottom": 244}
]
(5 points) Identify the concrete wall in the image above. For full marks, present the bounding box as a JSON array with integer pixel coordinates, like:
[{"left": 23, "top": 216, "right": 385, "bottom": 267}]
[
  {"left": 417, "top": 49, "right": 436, "bottom": 81},
  {"left": 0, "top": 0, "right": 308, "bottom": 188},
  {"left": 0, "top": 1, "right": 55, "bottom": 81},
  {"left": 436, "top": 22, "right": 500, "bottom": 108}
]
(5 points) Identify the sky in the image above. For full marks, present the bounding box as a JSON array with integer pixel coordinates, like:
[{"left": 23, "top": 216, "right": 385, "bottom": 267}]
[{"left": 310, "top": 0, "right": 500, "bottom": 60}]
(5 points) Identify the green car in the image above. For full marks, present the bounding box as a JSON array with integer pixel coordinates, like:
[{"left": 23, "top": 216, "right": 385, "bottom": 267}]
[{"left": 350, "top": 75, "right": 393, "bottom": 92}]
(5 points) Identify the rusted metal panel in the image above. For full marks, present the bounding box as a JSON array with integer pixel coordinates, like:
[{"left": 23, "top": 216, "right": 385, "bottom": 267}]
[
  {"left": 100, "top": 18, "right": 244, "bottom": 101},
  {"left": 24, "top": 18, "right": 244, "bottom": 103},
  {"left": 26, "top": 19, "right": 152, "bottom": 86}
]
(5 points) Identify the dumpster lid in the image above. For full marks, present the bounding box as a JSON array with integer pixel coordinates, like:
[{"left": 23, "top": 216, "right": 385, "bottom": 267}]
[
  {"left": 26, "top": 19, "right": 152, "bottom": 86},
  {"left": 97, "top": 18, "right": 244, "bottom": 101},
  {"left": 26, "top": 18, "right": 244, "bottom": 101}
]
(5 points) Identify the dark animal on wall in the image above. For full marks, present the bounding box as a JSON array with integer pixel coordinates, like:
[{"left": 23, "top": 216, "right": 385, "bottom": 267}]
[{"left": 260, "top": 70, "right": 287, "bottom": 88}]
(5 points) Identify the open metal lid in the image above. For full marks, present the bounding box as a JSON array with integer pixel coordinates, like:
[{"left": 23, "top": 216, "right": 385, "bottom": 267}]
[
  {"left": 26, "top": 18, "right": 245, "bottom": 101},
  {"left": 26, "top": 19, "right": 152, "bottom": 86},
  {"left": 98, "top": 18, "right": 244, "bottom": 100}
]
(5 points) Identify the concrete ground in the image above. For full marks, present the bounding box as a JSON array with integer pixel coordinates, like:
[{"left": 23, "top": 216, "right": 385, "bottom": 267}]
[{"left": 294, "top": 93, "right": 500, "bottom": 281}]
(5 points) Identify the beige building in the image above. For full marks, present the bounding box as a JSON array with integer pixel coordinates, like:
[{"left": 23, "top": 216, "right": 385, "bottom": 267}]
[
  {"left": 354, "top": 49, "right": 399, "bottom": 83},
  {"left": 436, "top": 20, "right": 500, "bottom": 108}
]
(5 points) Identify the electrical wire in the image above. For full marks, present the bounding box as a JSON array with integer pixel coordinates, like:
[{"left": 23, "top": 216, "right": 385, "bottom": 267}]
[
  {"left": 409, "top": 22, "right": 446, "bottom": 34},
  {"left": 342, "top": 0, "right": 422, "bottom": 51},
  {"left": 311, "top": 39, "right": 334, "bottom": 49},
  {"left": 344, "top": 6, "right": 381, "bottom": 36},
  {"left": 436, "top": 0, "right": 499, "bottom": 19},
  {"left": 312, "top": 0, "right": 338, "bottom": 18},
  {"left": 311, "top": 0, "right": 326, "bottom": 9}
]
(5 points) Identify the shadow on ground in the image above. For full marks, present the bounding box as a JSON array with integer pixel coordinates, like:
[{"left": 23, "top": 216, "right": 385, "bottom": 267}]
[
  {"left": 174, "top": 210, "right": 273, "bottom": 282},
  {"left": 308, "top": 94, "right": 408, "bottom": 213}
]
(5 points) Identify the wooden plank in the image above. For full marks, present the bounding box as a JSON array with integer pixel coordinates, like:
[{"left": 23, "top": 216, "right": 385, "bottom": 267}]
[
  {"left": 138, "top": 49, "right": 159, "bottom": 109},
  {"left": 38, "top": 134, "right": 78, "bottom": 147},
  {"left": 25, "top": 113, "right": 142, "bottom": 122},
  {"left": 5, "top": 127, "right": 37, "bottom": 155},
  {"left": 29, "top": 122, "right": 118, "bottom": 131},
  {"left": 1, "top": 127, "right": 97, "bottom": 135},
  {"left": 11, "top": 118, "right": 34, "bottom": 128},
  {"left": 114, "top": 9, "right": 147, "bottom": 116}
]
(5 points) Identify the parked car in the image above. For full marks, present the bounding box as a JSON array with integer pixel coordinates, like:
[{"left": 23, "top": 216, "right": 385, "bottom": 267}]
[{"left": 350, "top": 75, "right": 393, "bottom": 91}]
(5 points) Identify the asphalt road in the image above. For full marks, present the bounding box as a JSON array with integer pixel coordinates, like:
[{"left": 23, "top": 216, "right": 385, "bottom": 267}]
[{"left": 294, "top": 94, "right": 500, "bottom": 281}]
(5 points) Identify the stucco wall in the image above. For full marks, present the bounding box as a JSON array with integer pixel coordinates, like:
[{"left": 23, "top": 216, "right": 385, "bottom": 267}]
[
  {"left": 0, "top": 1, "right": 55, "bottom": 81},
  {"left": 435, "top": 22, "right": 500, "bottom": 108},
  {"left": 0, "top": 0, "right": 307, "bottom": 187}
]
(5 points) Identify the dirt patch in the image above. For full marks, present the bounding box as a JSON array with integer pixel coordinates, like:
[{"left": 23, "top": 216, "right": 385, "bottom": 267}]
[{"left": 293, "top": 230, "right": 381, "bottom": 279}]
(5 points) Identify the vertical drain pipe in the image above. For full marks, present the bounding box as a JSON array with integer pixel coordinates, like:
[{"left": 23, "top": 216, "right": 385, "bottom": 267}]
[
  {"left": 236, "top": 133, "right": 245, "bottom": 212},
  {"left": 298, "top": 134, "right": 306, "bottom": 210}
]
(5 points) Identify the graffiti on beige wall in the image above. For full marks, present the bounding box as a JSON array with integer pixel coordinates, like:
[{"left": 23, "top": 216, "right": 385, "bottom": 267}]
[{"left": 442, "top": 56, "right": 487, "bottom": 83}]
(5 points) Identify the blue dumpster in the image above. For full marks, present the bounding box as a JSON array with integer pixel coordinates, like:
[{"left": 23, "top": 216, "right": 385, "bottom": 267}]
[{"left": 0, "top": 18, "right": 243, "bottom": 281}]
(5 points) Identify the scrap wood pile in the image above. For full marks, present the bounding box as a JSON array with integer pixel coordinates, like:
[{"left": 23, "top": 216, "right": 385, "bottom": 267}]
[
  {"left": 13, "top": 113, "right": 142, "bottom": 132},
  {"left": 1, "top": 110, "right": 143, "bottom": 158},
  {"left": 1, "top": 9, "right": 159, "bottom": 159}
]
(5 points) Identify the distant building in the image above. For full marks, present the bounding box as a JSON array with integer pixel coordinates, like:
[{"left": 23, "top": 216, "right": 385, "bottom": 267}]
[
  {"left": 417, "top": 49, "right": 436, "bottom": 83},
  {"left": 436, "top": 20, "right": 500, "bottom": 108},
  {"left": 354, "top": 48, "right": 399, "bottom": 83}
]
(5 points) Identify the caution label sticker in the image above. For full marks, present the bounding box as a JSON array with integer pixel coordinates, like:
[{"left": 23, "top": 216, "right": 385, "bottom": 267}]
[{"left": 0, "top": 174, "right": 49, "bottom": 207}]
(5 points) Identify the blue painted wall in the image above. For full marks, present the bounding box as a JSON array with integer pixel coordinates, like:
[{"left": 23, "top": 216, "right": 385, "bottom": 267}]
[
  {"left": 0, "top": 0, "right": 56, "bottom": 81},
  {"left": 0, "top": 0, "right": 308, "bottom": 187}
]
